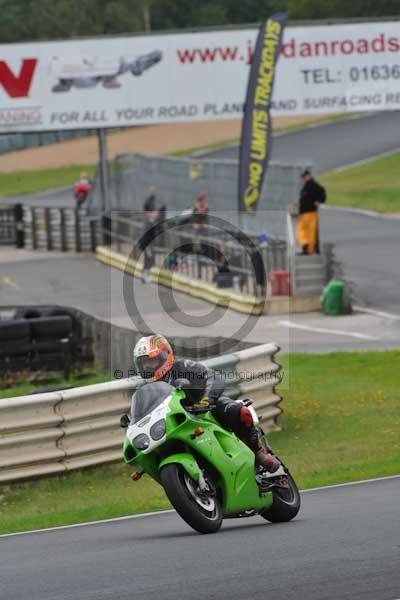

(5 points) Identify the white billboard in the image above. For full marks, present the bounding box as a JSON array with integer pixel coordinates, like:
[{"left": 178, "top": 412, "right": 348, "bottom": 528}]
[{"left": 1, "top": 21, "right": 400, "bottom": 132}]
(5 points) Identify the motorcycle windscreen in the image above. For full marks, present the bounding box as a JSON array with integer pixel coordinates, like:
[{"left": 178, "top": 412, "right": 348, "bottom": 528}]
[{"left": 130, "top": 381, "right": 174, "bottom": 423}]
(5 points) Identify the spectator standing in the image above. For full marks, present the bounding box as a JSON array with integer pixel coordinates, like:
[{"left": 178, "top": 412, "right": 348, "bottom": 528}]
[
  {"left": 298, "top": 169, "right": 326, "bottom": 255},
  {"left": 139, "top": 208, "right": 159, "bottom": 283},
  {"left": 253, "top": 232, "right": 268, "bottom": 299},
  {"left": 143, "top": 186, "right": 157, "bottom": 213},
  {"left": 74, "top": 172, "right": 91, "bottom": 209},
  {"left": 192, "top": 192, "right": 209, "bottom": 232}
]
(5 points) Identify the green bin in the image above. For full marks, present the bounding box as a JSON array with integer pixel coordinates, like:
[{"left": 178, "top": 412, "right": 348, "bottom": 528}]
[{"left": 321, "top": 280, "right": 344, "bottom": 316}]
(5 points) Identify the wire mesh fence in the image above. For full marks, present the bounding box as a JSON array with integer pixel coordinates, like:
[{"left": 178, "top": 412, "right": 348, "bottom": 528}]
[
  {"left": 100, "top": 211, "right": 288, "bottom": 297},
  {"left": 88, "top": 152, "right": 308, "bottom": 240}
]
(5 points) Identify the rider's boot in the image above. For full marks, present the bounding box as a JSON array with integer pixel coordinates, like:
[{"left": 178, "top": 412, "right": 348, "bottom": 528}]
[{"left": 239, "top": 407, "right": 281, "bottom": 473}]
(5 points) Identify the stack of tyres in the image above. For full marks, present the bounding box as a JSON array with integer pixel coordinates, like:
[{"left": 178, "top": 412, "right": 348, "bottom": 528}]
[
  {"left": 0, "top": 320, "right": 31, "bottom": 375},
  {"left": 321, "top": 280, "right": 344, "bottom": 316},
  {"left": 29, "top": 316, "right": 73, "bottom": 378},
  {"left": 18, "top": 305, "right": 89, "bottom": 363},
  {"left": 0, "top": 312, "right": 74, "bottom": 378}
]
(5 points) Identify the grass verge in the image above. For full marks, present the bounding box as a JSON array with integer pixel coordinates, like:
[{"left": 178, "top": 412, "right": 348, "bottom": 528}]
[
  {"left": 1, "top": 350, "right": 399, "bottom": 534},
  {"left": 0, "top": 113, "right": 352, "bottom": 196},
  {"left": 321, "top": 151, "right": 400, "bottom": 213},
  {"left": 0, "top": 164, "right": 95, "bottom": 197}
]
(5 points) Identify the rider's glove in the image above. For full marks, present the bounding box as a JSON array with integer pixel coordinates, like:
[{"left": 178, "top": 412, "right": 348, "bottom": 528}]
[{"left": 239, "top": 406, "right": 254, "bottom": 429}]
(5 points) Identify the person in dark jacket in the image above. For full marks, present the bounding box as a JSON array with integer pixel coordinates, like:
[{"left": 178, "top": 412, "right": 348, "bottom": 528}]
[
  {"left": 132, "top": 334, "right": 281, "bottom": 473},
  {"left": 298, "top": 169, "right": 326, "bottom": 254},
  {"left": 143, "top": 186, "right": 157, "bottom": 213},
  {"left": 139, "top": 208, "right": 159, "bottom": 283}
]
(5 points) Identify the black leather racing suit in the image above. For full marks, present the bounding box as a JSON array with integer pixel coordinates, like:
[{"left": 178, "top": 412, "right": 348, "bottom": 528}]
[{"left": 163, "top": 359, "right": 260, "bottom": 452}]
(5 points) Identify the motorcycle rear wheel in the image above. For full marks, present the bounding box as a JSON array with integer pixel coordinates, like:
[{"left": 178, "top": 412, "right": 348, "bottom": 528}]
[
  {"left": 260, "top": 471, "right": 301, "bottom": 523},
  {"left": 160, "top": 464, "right": 222, "bottom": 534}
]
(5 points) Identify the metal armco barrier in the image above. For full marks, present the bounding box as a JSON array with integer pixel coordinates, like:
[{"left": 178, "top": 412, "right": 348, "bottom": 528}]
[
  {"left": 22, "top": 206, "right": 97, "bottom": 253},
  {"left": 0, "top": 343, "right": 281, "bottom": 483}
]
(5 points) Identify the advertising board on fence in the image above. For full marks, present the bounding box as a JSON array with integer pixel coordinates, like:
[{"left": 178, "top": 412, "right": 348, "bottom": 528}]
[{"left": 1, "top": 20, "right": 400, "bottom": 132}]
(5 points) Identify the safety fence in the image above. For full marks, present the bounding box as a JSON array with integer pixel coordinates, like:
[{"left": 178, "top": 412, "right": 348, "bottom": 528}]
[
  {"left": 0, "top": 128, "right": 96, "bottom": 155},
  {"left": 102, "top": 211, "right": 288, "bottom": 298},
  {"left": 0, "top": 343, "right": 281, "bottom": 483},
  {"left": 88, "top": 152, "right": 309, "bottom": 240}
]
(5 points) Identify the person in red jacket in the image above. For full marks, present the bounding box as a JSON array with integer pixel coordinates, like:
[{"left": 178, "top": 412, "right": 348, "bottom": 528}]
[{"left": 74, "top": 172, "right": 91, "bottom": 208}]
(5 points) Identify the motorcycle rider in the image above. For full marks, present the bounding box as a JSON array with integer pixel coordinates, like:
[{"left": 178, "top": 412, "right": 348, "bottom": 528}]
[{"left": 133, "top": 334, "right": 281, "bottom": 474}]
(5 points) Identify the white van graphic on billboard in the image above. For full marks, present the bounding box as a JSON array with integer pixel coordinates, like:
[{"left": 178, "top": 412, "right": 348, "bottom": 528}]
[{"left": 49, "top": 51, "right": 162, "bottom": 92}]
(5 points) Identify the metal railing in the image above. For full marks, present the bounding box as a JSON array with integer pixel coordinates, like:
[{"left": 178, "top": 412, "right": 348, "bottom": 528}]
[
  {"left": 286, "top": 213, "right": 298, "bottom": 296},
  {"left": 100, "top": 212, "right": 288, "bottom": 297},
  {"left": 0, "top": 343, "right": 282, "bottom": 483}
]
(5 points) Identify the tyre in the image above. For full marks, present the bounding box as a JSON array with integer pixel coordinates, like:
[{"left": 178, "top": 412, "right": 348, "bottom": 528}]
[
  {"left": 0, "top": 320, "right": 30, "bottom": 341},
  {"left": 30, "top": 316, "right": 72, "bottom": 339},
  {"left": 260, "top": 471, "right": 301, "bottom": 523},
  {"left": 160, "top": 464, "right": 222, "bottom": 534},
  {"left": 31, "top": 339, "right": 70, "bottom": 353},
  {"left": 44, "top": 308, "right": 82, "bottom": 337},
  {"left": 17, "top": 309, "right": 42, "bottom": 320},
  {"left": 0, "top": 336, "right": 31, "bottom": 357},
  {"left": 14, "top": 305, "right": 55, "bottom": 320}
]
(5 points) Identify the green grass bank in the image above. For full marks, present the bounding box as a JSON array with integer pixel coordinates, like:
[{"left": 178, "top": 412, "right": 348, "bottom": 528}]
[
  {"left": 321, "top": 151, "right": 400, "bottom": 213},
  {"left": 0, "top": 350, "right": 399, "bottom": 534}
]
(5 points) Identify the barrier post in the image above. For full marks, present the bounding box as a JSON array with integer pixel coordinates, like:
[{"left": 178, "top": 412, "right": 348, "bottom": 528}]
[{"left": 97, "top": 129, "right": 109, "bottom": 214}]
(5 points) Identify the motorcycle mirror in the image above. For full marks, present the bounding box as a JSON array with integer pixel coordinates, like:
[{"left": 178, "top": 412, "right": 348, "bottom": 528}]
[{"left": 120, "top": 414, "right": 131, "bottom": 429}]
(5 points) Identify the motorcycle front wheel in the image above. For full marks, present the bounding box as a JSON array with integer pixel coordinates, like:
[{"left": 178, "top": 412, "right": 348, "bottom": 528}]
[
  {"left": 160, "top": 464, "right": 222, "bottom": 534},
  {"left": 260, "top": 471, "right": 301, "bottom": 523}
]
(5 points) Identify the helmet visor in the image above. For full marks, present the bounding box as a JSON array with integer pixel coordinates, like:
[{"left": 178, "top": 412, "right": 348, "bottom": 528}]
[{"left": 136, "top": 351, "right": 169, "bottom": 379}]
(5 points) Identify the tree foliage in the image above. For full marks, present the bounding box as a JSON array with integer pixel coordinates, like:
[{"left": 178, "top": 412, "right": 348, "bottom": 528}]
[{"left": 0, "top": 0, "right": 399, "bottom": 43}]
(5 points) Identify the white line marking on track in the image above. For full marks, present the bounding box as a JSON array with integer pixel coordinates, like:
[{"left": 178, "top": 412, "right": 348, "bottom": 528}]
[
  {"left": 0, "top": 509, "right": 176, "bottom": 539},
  {"left": 300, "top": 473, "right": 400, "bottom": 493},
  {"left": 279, "top": 320, "right": 378, "bottom": 341},
  {"left": 0, "top": 475, "right": 398, "bottom": 540},
  {"left": 353, "top": 305, "right": 400, "bottom": 321}
]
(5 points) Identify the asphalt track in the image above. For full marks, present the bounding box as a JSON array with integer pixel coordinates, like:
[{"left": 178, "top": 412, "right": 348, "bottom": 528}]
[
  {"left": 3, "top": 111, "right": 400, "bottom": 210},
  {"left": 202, "top": 111, "right": 400, "bottom": 172},
  {"left": 2, "top": 112, "right": 400, "bottom": 314},
  {"left": 320, "top": 207, "right": 400, "bottom": 315},
  {"left": 1, "top": 477, "right": 399, "bottom": 600},
  {"left": 1, "top": 249, "right": 399, "bottom": 352},
  {"left": 203, "top": 111, "right": 400, "bottom": 315}
]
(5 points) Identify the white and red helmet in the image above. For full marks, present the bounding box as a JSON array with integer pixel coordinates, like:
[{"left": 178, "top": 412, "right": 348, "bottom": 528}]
[{"left": 133, "top": 334, "right": 174, "bottom": 382}]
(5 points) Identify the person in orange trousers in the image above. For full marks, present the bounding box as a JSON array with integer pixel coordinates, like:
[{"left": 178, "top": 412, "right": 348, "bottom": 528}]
[{"left": 297, "top": 169, "right": 326, "bottom": 254}]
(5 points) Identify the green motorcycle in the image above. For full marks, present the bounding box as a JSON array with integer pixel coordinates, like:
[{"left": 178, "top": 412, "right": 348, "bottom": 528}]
[{"left": 121, "top": 380, "right": 300, "bottom": 534}]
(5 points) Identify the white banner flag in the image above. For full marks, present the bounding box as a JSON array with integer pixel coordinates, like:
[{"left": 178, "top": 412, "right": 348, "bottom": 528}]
[{"left": 1, "top": 21, "right": 400, "bottom": 132}]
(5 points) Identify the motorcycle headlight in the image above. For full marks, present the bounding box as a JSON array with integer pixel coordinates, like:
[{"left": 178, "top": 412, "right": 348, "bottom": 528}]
[
  {"left": 133, "top": 434, "right": 150, "bottom": 451},
  {"left": 150, "top": 419, "right": 166, "bottom": 441}
]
